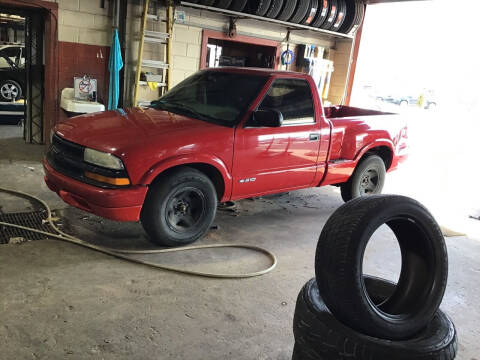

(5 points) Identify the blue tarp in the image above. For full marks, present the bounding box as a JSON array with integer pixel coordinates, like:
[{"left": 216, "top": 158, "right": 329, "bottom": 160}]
[{"left": 108, "top": 29, "right": 124, "bottom": 110}]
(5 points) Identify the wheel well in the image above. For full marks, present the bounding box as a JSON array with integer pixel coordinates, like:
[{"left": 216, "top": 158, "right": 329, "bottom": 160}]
[
  {"left": 151, "top": 163, "right": 226, "bottom": 200},
  {"left": 362, "top": 146, "right": 393, "bottom": 170}
]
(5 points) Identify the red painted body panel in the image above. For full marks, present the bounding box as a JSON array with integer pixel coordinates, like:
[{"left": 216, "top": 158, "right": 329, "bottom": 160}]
[
  {"left": 44, "top": 68, "right": 407, "bottom": 222},
  {"left": 43, "top": 160, "right": 147, "bottom": 221}
]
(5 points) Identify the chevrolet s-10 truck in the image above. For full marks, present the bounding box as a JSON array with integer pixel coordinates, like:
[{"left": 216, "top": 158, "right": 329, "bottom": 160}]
[{"left": 44, "top": 68, "right": 408, "bottom": 246}]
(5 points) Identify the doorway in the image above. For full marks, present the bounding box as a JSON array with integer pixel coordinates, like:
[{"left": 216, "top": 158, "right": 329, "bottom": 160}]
[
  {"left": 0, "top": 7, "right": 44, "bottom": 145},
  {"left": 201, "top": 30, "right": 281, "bottom": 70}
]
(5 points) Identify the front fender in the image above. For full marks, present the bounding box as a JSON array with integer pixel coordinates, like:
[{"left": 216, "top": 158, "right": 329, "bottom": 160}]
[{"left": 139, "top": 154, "right": 233, "bottom": 201}]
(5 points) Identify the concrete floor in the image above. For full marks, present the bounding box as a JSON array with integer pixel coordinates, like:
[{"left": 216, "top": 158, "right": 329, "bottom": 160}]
[{"left": 1, "top": 124, "right": 479, "bottom": 359}]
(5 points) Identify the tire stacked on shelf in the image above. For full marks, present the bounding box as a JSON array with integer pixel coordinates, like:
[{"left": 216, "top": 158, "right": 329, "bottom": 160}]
[
  {"left": 214, "top": 0, "right": 233, "bottom": 9},
  {"left": 338, "top": 0, "right": 364, "bottom": 34},
  {"left": 301, "top": 0, "right": 319, "bottom": 26},
  {"left": 229, "top": 0, "right": 248, "bottom": 12},
  {"left": 246, "top": 0, "right": 272, "bottom": 16},
  {"left": 320, "top": 0, "right": 338, "bottom": 29},
  {"left": 328, "top": 0, "right": 346, "bottom": 31},
  {"left": 277, "top": 0, "right": 298, "bottom": 21},
  {"left": 310, "top": 0, "right": 330, "bottom": 28},
  {"left": 194, "top": 0, "right": 365, "bottom": 35},
  {"left": 265, "top": 0, "right": 285, "bottom": 18},
  {"left": 292, "top": 196, "right": 458, "bottom": 360},
  {"left": 198, "top": 0, "right": 215, "bottom": 6},
  {"left": 289, "top": 0, "right": 312, "bottom": 24}
]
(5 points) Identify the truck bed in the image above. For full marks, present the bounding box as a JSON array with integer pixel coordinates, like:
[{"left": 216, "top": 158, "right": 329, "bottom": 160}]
[{"left": 324, "top": 105, "right": 394, "bottom": 119}]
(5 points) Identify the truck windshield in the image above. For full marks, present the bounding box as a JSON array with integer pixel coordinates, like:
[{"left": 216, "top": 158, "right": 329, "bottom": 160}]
[{"left": 153, "top": 71, "right": 268, "bottom": 127}]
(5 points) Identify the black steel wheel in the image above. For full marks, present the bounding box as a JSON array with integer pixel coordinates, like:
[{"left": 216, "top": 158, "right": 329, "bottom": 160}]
[
  {"left": 293, "top": 277, "right": 457, "bottom": 359},
  {"left": 277, "top": 0, "right": 298, "bottom": 21},
  {"left": 141, "top": 167, "right": 217, "bottom": 247},
  {"left": 229, "top": 0, "right": 249, "bottom": 11},
  {"left": 289, "top": 0, "right": 312, "bottom": 24},
  {"left": 315, "top": 195, "right": 449, "bottom": 340},
  {"left": 340, "top": 155, "right": 385, "bottom": 202},
  {"left": 311, "top": 0, "right": 329, "bottom": 27},
  {"left": 265, "top": 0, "right": 285, "bottom": 18}
]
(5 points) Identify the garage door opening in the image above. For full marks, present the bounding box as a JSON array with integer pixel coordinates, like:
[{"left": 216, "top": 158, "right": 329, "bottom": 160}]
[
  {"left": 0, "top": 6, "right": 45, "bottom": 155},
  {"left": 201, "top": 30, "right": 281, "bottom": 70}
]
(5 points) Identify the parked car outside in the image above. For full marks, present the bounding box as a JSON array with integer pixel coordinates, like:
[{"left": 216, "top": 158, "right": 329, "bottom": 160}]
[{"left": 0, "top": 45, "right": 26, "bottom": 102}]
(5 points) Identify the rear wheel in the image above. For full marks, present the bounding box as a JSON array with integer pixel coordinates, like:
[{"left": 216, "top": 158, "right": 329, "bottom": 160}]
[
  {"left": 141, "top": 167, "right": 217, "bottom": 247},
  {"left": 340, "top": 155, "right": 386, "bottom": 202}
]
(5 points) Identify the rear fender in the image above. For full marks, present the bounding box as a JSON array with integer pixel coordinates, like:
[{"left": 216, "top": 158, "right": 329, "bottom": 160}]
[{"left": 354, "top": 139, "right": 395, "bottom": 167}]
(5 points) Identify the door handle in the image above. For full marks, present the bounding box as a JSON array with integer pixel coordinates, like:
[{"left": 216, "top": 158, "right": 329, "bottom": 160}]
[{"left": 309, "top": 133, "right": 320, "bottom": 141}]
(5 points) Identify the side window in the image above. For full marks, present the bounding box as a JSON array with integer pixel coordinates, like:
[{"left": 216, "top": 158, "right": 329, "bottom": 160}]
[{"left": 259, "top": 78, "right": 315, "bottom": 125}]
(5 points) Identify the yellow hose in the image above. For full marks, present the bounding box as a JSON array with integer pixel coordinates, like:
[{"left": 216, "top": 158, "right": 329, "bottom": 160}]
[{"left": 0, "top": 187, "right": 277, "bottom": 279}]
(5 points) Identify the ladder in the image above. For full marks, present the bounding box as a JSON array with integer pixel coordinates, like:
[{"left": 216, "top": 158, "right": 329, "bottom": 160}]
[{"left": 133, "top": 0, "right": 174, "bottom": 107}]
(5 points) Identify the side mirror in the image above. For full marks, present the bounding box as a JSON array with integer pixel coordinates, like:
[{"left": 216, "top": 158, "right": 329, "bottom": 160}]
[{"left": 248, "top": 109, "right": 283, "bottom": 128}]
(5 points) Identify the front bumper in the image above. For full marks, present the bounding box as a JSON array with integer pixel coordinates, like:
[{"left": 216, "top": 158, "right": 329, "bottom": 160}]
[{"left": 43, "top": 159, "right": 148, "bottom": 222}]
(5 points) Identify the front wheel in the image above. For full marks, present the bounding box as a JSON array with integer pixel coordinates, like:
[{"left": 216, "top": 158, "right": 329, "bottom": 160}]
[
  {"left": 141, "top": 167, "right": 217, "bottom": 247},
  {"left": 340, "top": 155, "right": 386, "bottom": 202},
  {"left": 0, "top": 80, "right": 22, "bottom": 101}
]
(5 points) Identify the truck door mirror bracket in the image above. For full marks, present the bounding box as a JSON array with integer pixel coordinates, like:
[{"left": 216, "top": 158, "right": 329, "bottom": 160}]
[{"left": 248, "top": 109, "right": 283, "bottom": 128}]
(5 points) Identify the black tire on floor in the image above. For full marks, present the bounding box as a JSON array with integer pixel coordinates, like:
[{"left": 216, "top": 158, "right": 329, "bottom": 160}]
[
  {"left": 293, "top": 277, "right": 457, "bottom": 360},
  {"left": 140, "top": 167, "right": 217, "bottom": 247},
  {"left": 314, "top": 195, "right": 449, "bottom": 340},
  {"left": 277, "top": 0, "right": 298, "bottom": 21},
  {"left": 289, "top": 0, "right": 312, "bottom": 24},
  {"left": 214, "top": 0, "right": 233, "bottom": 8},
  {"left": 229, "top": 0, "right": 249, "bottom": 11},
  {"left": 340, "top": 154, "right": 386, "bottom": 202},
  {"left": 265, "top": 0, "right": 284, "bottom": 18}
]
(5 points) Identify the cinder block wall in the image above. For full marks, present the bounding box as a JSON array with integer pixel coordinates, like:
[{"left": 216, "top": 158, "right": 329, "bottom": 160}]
[{"left": 44, "top": 0, "right": 353, "bottom": 107}]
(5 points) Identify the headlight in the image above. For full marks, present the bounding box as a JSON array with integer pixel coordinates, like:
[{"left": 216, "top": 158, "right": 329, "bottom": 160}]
[{"left": 84, "top": 148, "right": 124, "bottom": 170}]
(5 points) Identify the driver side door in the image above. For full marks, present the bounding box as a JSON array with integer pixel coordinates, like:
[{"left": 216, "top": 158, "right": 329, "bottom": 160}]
[{"left": 231, "top": 77, "right": 321, "bottom": 199}]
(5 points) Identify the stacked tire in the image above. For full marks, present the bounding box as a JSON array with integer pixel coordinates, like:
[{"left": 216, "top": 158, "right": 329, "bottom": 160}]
[
  {"left": 292, "top": 195, "right": 458, "bottom": 359},
  {"left": 195, "top": 0, "right": 365, "bottom": 35}
]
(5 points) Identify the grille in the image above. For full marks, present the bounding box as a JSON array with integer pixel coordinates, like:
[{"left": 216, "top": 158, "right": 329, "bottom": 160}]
[
  {"left": 47, "top": 134, "right": 129, "bottom": 189},
  {"left": 0, "top": 211, "right": 54, "bottom": 244}
]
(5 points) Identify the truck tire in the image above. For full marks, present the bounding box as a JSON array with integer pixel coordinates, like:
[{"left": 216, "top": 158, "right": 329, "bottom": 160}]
[
  {"left": 277, "top": 0, "right": 298, "bottom": 21},
  {"left": 199, "top": 0, "right": 216, "bottom": 6},
  {"left": 229, "top": 0, "right": 248, "bottom": 11},
  {"left": 214, "top": 0, "right": 233, "bottom": 8},
  {"left": 265, "top": 0, "right": 284, "bottom": 18},
  {"left": 289, "top": 0, "right": 312, "bottom": 24},
  {"left": 141, "top": 167, "right": 217, "bottom": 247},
  {"left": 340, "top": 155, "right": 385, "bottom": 202},
  {"left": 314, "top": 195, "right": 449, "bottom": 340},
  {"left": 293, "top": 277, "right": 457, "bottom": 360}
]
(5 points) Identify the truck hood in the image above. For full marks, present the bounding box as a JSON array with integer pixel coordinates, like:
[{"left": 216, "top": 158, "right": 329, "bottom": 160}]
[{"left": 55, "top": 108, "right": 223, "bottom": 154}]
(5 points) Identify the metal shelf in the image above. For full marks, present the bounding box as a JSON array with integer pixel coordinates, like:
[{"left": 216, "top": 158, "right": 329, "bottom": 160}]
[{"left": 179, "top": 1, "right": 354, "bottom": 40}]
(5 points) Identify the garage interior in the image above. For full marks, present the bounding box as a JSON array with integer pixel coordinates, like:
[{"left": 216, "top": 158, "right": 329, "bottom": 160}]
[{"left": 0, "top": 0, "right": 479, "bottom": 359}]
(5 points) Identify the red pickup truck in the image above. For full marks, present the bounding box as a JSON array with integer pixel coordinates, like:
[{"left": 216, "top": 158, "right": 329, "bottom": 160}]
[{"left": 44, "top": 68, "right": 407, "bottom": 246}]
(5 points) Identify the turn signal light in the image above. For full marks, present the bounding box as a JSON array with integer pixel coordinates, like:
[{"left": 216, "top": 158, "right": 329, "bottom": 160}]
[{"left": 85, "top": 172, "right": 130, "bottom": 186}]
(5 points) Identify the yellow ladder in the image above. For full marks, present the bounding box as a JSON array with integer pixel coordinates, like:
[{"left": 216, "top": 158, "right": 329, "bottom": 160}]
[{"left": 133, "top": 0, "right": 174, "bottom": 107}]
